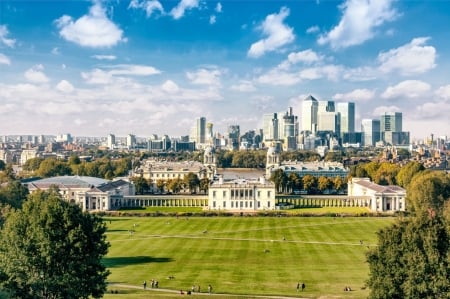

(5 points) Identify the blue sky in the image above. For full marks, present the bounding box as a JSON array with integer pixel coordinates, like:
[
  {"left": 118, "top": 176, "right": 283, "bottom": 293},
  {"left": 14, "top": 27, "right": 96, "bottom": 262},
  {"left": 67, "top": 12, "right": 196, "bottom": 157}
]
[{"left": 0, "top": 0, "right": 449, "bottom": 140}]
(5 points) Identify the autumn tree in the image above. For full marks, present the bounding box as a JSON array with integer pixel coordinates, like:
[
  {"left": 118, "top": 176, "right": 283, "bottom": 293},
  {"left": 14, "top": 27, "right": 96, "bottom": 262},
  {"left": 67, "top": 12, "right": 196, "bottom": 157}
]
[
  {"left": 0, "top": 190, "right": 110, "bottom": 299},
  {"left": 396, "top": 161, "right": 425, "bottom": 188}
]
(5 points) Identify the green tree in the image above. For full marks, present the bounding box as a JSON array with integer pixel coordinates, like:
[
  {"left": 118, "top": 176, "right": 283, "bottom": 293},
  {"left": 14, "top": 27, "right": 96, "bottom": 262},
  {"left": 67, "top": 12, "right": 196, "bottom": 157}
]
[
  {"left": 373, "top": 162, "right": 400, "bottom": 185},
  {"left": 407, "top": 171, "right": 450, "bottom": 215},
  {"left": 287, "top": 172, "right": 301, "bottom": 193},
  {"left": 302, "top": 175, "right": 317, "bottom": 194},
  {"left": 184, "top": 172, "right": 200, "bottom": 193},
  {"left": 0, "top": 180, "right": 29, "bottom": 209},
  {"left": 36, "top": 158, "right": 72, "bottom": 178},
  {"left": 22, "top": 157, "right": 43, "bottom": 172},
  {"left": 317, "top": 176, "right": 332, "bottom": 193},
  {"left": 130, "top": 176, "right": 149, "bottom": 195},
  {"left": 199, "top": 177, "right": 210, "bottom": 194},
  {"left": 333, "top": 176, "right": 346, "bottom": 193},
  {"left": 270, "top": 169, "right": 287, "bottom": 193},
  {"left": 396, "top": 161, "right": 425, "bottom": 188},
  {"left": 367, "top": 214, "right": 449, "bottom": 298},
  {"left": 0, "top": 190, "right": 110, "bottom": 299}
]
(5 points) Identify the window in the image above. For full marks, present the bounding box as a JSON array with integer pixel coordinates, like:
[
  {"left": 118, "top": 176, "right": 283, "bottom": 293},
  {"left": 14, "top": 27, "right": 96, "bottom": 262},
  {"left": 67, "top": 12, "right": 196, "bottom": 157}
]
[
  {"left": 213, "top": 191, "right": 216, "bottom": 198},
  {"left": 268, "top": 191, "right": 271, "bottom": 198},
  {"left": 258, "top": 201, "right": 260, "bottom": 208},
  {"left": 249, "top": 201, "right": 252, "bottom": 208},
  {"left": 223, "top": 201, "right": 226, "bottom": 208},
  {"left": 258, "top": 191, "right": 261, "bottom": 198},
  {"left": 213, "top": 201, "right": 216, "bottom": 208},
  {"left": 231, "top": 201, "right": 234, "bottom": 208},
  {"left": 267, "top": 201, "right": 270, "bottom": 208},
  {"left": 223, "top": 191, "right": 227, "bottom": 197}
]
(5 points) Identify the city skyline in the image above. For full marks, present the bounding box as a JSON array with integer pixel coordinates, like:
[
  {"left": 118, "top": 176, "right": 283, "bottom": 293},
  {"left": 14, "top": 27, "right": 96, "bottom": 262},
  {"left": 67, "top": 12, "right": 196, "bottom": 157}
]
[{"left": 0, "top": 0, "right": 449, "bottom": 139}]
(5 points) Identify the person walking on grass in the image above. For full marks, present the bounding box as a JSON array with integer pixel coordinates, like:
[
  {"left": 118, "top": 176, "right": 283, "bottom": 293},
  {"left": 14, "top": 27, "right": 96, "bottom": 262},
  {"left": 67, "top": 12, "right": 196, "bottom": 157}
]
[{"left": 208, "top": 284, "right": 212, "bottom": 294}]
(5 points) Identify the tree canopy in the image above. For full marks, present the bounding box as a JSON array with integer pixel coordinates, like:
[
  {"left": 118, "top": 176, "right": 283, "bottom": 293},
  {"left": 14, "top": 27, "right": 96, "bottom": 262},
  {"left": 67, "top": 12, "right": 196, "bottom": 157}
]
[
  {"left": 367, "top": 171, "right": 450, "bottom": 298},
  {"left": 0, "top": 190, "right": 110, "bottom": 299}
]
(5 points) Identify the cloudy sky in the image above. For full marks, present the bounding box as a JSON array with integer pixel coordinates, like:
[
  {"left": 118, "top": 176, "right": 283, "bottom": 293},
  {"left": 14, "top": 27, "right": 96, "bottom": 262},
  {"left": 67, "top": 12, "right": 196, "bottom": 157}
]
[{"left": 0, "top": 0, "right": 449, "bottom": 140}]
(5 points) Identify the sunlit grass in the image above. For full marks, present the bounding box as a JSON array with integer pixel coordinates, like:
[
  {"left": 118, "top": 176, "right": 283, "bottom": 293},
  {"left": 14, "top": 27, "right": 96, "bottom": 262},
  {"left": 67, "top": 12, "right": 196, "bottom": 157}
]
[{"left": 103, "top": 215, "right": 393, "bottom": 298}]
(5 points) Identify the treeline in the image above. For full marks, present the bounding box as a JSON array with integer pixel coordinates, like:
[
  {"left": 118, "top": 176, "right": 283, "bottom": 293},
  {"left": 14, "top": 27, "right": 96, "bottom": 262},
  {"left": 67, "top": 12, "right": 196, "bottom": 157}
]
[
  {"left": 130, "top": 173, "right": 210, "bottom": 195},
  {"left": 22, "top": 156, "right": 132, "bottom": 179}
]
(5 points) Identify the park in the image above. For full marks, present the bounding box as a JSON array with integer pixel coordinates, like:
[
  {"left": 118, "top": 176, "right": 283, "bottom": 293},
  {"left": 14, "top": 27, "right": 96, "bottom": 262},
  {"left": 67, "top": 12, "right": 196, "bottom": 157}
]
[{"left": 103, "top": 209, "right": 394, "bottom": 298}]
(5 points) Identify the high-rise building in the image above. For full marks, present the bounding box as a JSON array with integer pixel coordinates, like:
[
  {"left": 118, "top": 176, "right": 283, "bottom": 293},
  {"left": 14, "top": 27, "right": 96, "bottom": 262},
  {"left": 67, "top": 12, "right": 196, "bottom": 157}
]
[
  {"left": 381, "top": 112, "right": 402, "bottom": 133},
  {"left": 361, "top": 119, "right": 381, "bottom": 146},
  {"left": 262, "top": 113, "right": 278, "bottom": 142},
  {"left": 301, "top": 95, "right": 318, "bottom": 133},
  {"left": 317, "top": 101, "right": 340, "bottom": 136},
  {"left": 227, "top": 125, "right": 240, "bottom": 150},
  {"left": 126, "top": 134, "right": 136, "bottom": 149},
  {"left": 107, "top": 133, "right": 115, "bottom": 149},
  {"left": 196, "top": 117, "right": 206, "bottom": 144},
  {"left": 336, "top": 102, "right": 355, "bottom": 138}
]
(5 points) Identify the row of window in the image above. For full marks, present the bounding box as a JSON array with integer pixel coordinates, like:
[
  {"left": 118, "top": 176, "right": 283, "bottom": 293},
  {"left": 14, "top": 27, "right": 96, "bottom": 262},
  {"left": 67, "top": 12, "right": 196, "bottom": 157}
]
[
  {"left": 211, "top": 190, "right": 272, "bottom": 199},
  {"left": 211, "top": 200, "right": 272, "bottom": 209}
]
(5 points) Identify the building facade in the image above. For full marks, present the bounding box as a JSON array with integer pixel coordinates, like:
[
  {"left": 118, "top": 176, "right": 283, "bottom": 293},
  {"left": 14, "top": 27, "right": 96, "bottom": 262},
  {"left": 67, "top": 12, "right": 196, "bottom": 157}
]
[
  {"left": 26, "top": 176, "right": 133, "bottom": 211},
  {"left": 347, "top": 177, "right": 406, "bottom": 212},
  {"left": 208, "top": 176, "right": 275, "bottom": 211}
]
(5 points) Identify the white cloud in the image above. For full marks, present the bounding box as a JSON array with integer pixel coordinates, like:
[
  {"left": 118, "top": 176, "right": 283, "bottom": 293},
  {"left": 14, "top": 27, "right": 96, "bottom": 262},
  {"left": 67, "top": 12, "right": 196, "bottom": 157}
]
[
  {"left": 215, "top": 2, "right": 222, "bottom": 13},
  {"left": 248, "top": 7, "right": 295, "bottom": 58},
  {"left": 0, "top": 25, "right": 16, "bottom": 48},
  {"left": 55, "top": 2, "right": 125, "bottom": 48},
  {"left": 372, "top": 105, "right": 401, "bottom": 117},
  {"left": 210, "top": 15, "right": 216, "bottom": 24},
  {"left": 0, "top": 53, "right": 11, "bottom": 65},
  {"left": 51, "top": 47, "right": 60, "bottom": 55},
  {"left": 230, "top": 80, "right": 256, "bottom": 92},
  {"left": 91, "top": 54, "right": 117, "bottom": 60},
  {"left": 435, "top": 84, "right": 450, "bottom": 101},
  {"left": 186, "top": 67, "right": 223, "bottom": 86},
  {"left": 81, "top": 64, "right": 160, "bottom": 84},
  {"left": 170, "top": 0, "right": 199, "bottom": 20},
  {"left": 161, "top": 80, "right": 180, "bottom": 93},
  {"left": 300, "top": 65, "right": 342, "bottom": 81},
  {"left": 287, "top": 49, "right": 322, "bottom": 65},
  {"left": 128, "top": 0, "right": 164, "bottom": 17},
  {"left": 257, "top": 68, "right": 301, "bottom": 86},
  {"left": 318, "top": 0, "right": 398, "bottom": 49},
  {"left": 381, "top": 80, "right": 431, "bottom": 99},
  {"left": 24, "top": 65, "right": 50, "bottom": 83},
  {"left": 333, "top": 88, "right": 375, "bottom": 102},
  {"left": 378, "top": 37, "right": 436, "bottom": 75},
  {"left": 56, "top": 80, "right": 75, "bottom": 93},
  {"left": 306, "top": 25, "right": 319, "bottom": 34}
]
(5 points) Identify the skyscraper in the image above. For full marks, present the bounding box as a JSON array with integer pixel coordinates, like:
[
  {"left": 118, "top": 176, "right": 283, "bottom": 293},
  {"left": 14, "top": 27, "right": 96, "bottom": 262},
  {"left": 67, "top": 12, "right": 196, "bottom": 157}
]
[
  {"left": 381, "top": 112, "right": 402, "bottom": 132},
  {"left": 301, "top": 95, "right": 318, "bottom": 133},
  {"left": 196, "top": 117, "right": 206, "bottom": 144},
  {"left": 107, "top": 133, "right": 115, "bottom": 149},
  {"left": 317, "top": 100, "right": 339, "bottom": 136},
  {"left": 263, "top": 113, "right": 278, "bottom": 142},
  {"left": 361, "top": 119, "right": 380, "bottom": 146},
  {"left": 336, "top": 102, "right": 355, "bottom": 138}
]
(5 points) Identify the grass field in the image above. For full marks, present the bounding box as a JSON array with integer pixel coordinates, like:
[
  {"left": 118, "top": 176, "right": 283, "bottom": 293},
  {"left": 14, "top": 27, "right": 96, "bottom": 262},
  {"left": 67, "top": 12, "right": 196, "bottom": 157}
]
[{"left": 103, "top": 214, "right": 393, "bottom": 299}]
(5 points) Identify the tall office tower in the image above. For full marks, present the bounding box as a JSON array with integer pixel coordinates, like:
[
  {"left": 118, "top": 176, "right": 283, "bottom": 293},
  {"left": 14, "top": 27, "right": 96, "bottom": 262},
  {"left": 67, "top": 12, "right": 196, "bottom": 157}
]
[
  {"left": 380, "top": 112, "right": 409, "bottom": 145},
  {"left": 336, "top": 102, "right": 355, "bottom": 138},
  {"left": 262, "top": 113, "right": 279, "bottom": 142},
  {"left": 301, "top": 95, "right": 318, "bottom": 133},
  {"left": 107, "top": 133, "right": 115, "bottom": 149},
  {"left": 381, "top": 112, "right": 402, "bottom": 132},
  {"left": 196, "top": 117, "right": 206, "bottom": 144},
  {"left": 228, "top": 125, "right": 240, "bottom": 150},
  {"left": 280, "top": 107, "right": 298, "bottom": 150},
  {"left": 126, "top": 134, "right": 136, "bottom": 149},
  {"left": 318, "top": 100, "right": 335, "bottom": 113},
  {"left": 206, "top": 122, "right": 214, "bottom": 144},
  {"left": 361, "top": 119, "right": 381, "bottom": 146}
]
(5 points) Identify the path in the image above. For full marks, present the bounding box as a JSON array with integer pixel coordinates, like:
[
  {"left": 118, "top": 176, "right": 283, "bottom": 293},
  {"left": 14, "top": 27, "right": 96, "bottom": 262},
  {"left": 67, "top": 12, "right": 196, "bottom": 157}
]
[{"left": 109, "top": 283, "right": 308, "bottom": 299}]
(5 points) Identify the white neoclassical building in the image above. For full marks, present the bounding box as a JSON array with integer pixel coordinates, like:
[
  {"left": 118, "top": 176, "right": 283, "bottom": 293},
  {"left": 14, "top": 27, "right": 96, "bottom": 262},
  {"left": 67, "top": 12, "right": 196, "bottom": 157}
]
[
  {"left": 208, "top": 176, "right": 276, "bottom": 212},
  {"left": 26, "top": 176, "right": 133, "bottom": 211},
  {"left": 347, "top": 177, "right": 406, "bottom": 212}
]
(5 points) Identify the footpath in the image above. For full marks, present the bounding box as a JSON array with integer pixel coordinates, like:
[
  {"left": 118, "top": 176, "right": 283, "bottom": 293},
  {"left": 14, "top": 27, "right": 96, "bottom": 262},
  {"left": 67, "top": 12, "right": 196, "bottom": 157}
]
[{"left": 109, "top": 283, "right": 308, "bottom": 299}]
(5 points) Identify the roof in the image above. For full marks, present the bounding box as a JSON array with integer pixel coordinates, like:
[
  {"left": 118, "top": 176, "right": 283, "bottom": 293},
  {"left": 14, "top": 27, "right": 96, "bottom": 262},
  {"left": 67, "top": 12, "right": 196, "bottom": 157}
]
[
  {"left": 353, "top": 179, "right": 406, "bottom": 194},
  {"left": 28, "top": 176, "right": 108, "bottom": 189}
]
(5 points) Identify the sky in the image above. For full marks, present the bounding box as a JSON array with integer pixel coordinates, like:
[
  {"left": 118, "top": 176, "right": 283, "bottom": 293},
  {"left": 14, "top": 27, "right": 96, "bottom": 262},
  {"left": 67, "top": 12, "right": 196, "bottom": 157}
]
[{"left": 0, "top": 0, "right": 449, "bottom": 140}]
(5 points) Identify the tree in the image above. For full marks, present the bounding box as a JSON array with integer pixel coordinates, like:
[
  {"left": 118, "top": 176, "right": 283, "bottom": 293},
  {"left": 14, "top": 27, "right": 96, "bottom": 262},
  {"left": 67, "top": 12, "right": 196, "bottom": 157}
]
[
  {"left": 130, "top": 176, "right": 149, "bottom": 195},
  {"left": 199, "top": 177, "right": 210, "bottom": 194},
  {"left": 0, "top": 190, "right": 110, "bottom": 298},
  {"left": 372, "top": 162, "right": 400, "bottom": 185},
  {"left": 302, "top": 175, "right": 317, "bottom": 194},
  {"left": 270, "top": 169, "right": 287, "bottom": 193},
  {"left": 407, "top": 171, "right": 450, "bottom": 216},
  {"left": 317, "top": 176, "right": 332, "bottom": 193},
  {"left": 367, "top": 214, "right": 449, "bottom": 298},
  {"left": 396, "top": 161, "right": 425, "bottom": 188},
  {"left": 184, "top": 173, "right": 200, "bottom": 193}
]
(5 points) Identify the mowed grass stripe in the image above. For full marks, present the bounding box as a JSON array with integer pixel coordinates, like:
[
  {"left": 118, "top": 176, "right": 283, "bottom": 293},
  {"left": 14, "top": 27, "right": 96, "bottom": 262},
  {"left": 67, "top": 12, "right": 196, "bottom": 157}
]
[{"left": 104, "top": 216, "right": 394, "bottom": 298}]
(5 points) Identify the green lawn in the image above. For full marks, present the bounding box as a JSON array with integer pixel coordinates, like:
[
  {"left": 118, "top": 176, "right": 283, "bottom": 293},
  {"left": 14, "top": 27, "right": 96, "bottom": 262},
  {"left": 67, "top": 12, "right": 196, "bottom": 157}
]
[{"left": 103, "top": 216, "right": 393, "bottom": 299}]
